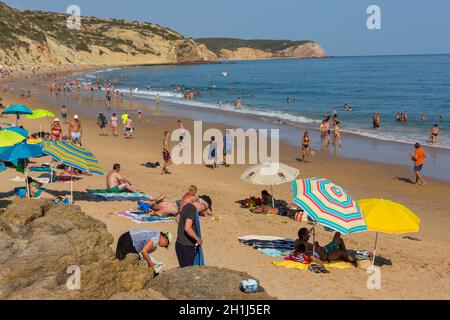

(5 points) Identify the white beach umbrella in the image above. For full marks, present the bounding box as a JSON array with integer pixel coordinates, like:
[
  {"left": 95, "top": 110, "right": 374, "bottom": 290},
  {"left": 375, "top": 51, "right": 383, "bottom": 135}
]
[{"left": 240, "top": 161, "right": 299, "bottom": 207}]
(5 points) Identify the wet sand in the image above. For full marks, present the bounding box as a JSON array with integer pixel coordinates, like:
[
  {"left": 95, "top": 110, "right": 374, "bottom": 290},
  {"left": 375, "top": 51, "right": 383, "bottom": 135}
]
[{"left": 1, "top": 76, "right": 449, "bottom": 300}]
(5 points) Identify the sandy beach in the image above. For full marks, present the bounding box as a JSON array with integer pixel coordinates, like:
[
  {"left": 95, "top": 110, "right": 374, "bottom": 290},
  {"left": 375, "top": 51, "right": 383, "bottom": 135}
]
[{"left": 1, "top": 74, "right": 449, "bottom": 300}]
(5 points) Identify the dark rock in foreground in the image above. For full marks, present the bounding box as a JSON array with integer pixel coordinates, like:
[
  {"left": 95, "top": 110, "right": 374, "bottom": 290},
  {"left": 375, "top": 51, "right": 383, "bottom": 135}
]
[{"left": 0, "top": 199, "right": 272, "bottom": 300}]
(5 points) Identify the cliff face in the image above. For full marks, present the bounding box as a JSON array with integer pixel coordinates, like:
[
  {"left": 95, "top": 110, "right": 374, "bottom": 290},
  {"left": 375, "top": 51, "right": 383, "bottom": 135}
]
[
  {"left": 0, "top": 2, "right": 215, "bottom": 68},
  {"left": 0, "top": 2, "right": 326, "bottom": 69}
]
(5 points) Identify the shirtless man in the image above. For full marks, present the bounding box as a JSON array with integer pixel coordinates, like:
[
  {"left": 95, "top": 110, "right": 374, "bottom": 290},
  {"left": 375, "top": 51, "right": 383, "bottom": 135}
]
[
  {"left": 161, "top": 131, "right": 172, "bottom": 175},
  {"left": 69, "top": 115, "right": 82, "bottom": 146},
  {"left": 107, "top": 164, "right": 137, "bottom": 193}
]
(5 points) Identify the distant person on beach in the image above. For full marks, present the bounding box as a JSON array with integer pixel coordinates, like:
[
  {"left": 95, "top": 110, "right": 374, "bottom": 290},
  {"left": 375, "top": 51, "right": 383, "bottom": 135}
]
[
  {"left": 176, "top": 120, "right": 186, "bottom": 143},
  {"left": 319, "top": 120, "right": 328, "bottom": 144},
  {"left": 334, "top": 122, "right": 342, "bottom": 146},
  {"left": 402, "top": 111, "right": 408, "bottom": 124},
  {"left": 60, "top": 105, "right": 68, "bottom": 123},
  {"left": 107, "top": 163, "right": 137, "bottom": 193},
  {"left": 373, "top": 112, "right": 380, "bottom": 129},
  {"left": 437, "top": 115, "right": 443, "bottom": 123},
  {"left": 161, "top": 131, "right": 172, "bottom": 175},
  {"left": 235, "top": 97, "right": 242, "bottom": 109},
  {"left": 69, "top": 115, "right": 82, "bottom": 146},
  {"left": 111, "top": 113, "right": 119, "bottom": 137},
  {"left": 208, "top": 136, "right": 218, "bottom": 169},
  {"left": 301, "top": 132, "right": 311, "bottom": 162},
  {"left": 421, "top": 114, "right": 428, "bottom": 122},
  {"left": 115, "top": 229, "right": 172, "bottom": 273},
  {"left": 138, "top": 110, "right": 142, "bottom": 121},
  {"left": 156, "top": 93, "right": 161, "bottom": 105},
  {"left": 125, "top": 117, "right": 134, "bottom": 139},
  {"left": 396, "top": 112, "right": 402, "bottom": 122},
  {"left": 430, "top": 124, "right": 440, "bottom": 144},
  {"left": 410, "top": 143, "right": 426, "bottom": 186},
  {"left": 97, "top": 112, "right": 107, "bottom": 136}
]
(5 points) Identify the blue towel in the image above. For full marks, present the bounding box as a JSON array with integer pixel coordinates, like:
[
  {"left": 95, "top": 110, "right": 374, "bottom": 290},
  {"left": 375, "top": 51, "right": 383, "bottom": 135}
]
[{"left": 193, "top": 212, "right": 205, "bottom": 266}]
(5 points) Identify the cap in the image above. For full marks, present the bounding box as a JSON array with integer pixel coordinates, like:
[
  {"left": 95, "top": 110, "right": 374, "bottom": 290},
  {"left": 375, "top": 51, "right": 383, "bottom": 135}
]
[
  {"left": 161, "top": 232, "right": 173, "bottom": 249},
  {"left": 54, "top": 118, "right": 60, "bottom": 122},
  {"left": 199, "top": 195, "right": 212, "bottom": 211},
  {"left": 74, "top": 115, "right": 79, "bottom": 119}
]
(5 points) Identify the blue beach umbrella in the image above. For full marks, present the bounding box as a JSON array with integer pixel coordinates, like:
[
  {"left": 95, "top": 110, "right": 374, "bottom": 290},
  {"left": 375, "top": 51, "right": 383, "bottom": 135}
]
[
  {"left": 2, "top": 126, "right": 29, "bottom": 138},
  {"left": 2, "top": 104, "right": 33, "bottom": 126}
]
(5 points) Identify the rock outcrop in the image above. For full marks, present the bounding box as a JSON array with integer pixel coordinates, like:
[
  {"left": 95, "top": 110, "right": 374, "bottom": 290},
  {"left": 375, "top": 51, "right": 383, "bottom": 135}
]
[
  {"left": 0, "top": 199, "right": 273, "bottom": 300},
  {"left": 0, "top": 2, "right": 326, "bottom": 69}
]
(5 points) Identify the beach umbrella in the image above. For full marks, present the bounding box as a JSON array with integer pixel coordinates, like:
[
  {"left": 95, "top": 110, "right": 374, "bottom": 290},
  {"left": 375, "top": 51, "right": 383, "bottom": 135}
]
[
  {"left": 241, "top": 161, "right": 299, "bottom": 207},
  {"left": 26, "top": 109, "right": 55, "bottom": 134},
  {"left": 2, "top": 104, "right": 33, "bottom": 126},
  {"left": 357, "top": 199, "right": 420, "bottom": 265},
  {"left": 2, "top": 126, "right": 28, "bottom": 138},
  {"left": 42, "top": 141, "right": 104, "bottom": 203},
  {"left": 0, "top": 142, "right": 45, "bottom": 197},
  {"left": 26, "top": 109, "right": 55, "bottom": 120},
  {"left": 0, "top": 130, "right": 26, "bottom": 148},
  {"left": 292, "top": 178, "right": 367, "bottom": 235}
]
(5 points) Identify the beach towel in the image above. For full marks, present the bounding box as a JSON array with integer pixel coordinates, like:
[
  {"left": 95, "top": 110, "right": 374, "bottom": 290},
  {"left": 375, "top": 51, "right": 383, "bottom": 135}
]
[
  {"left": 239, "top": 236, "right": 295, "bottom": 256},
  {"left": 194, "top": 212, "right": 205, "bottom": 266},
  {"left": 113, "top": 210, "right": 176, "bottom": 224},
  {"left": 272, "top": 260, "right": 352, "bottom": 270},
  {"left": 91, "top": 193, "right": 150, "bottom": 201},
  {"left": 29, "top": 166, "right": 53, "bottom": 172}
]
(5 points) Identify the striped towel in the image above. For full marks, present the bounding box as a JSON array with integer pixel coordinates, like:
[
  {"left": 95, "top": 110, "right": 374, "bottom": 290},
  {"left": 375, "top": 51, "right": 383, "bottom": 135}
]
[
  {"left": 113, "top": 210, "right": 176, "bottom": 224},
  {"left": 91, "top": 193, "right": 150, "bottom": 201}
]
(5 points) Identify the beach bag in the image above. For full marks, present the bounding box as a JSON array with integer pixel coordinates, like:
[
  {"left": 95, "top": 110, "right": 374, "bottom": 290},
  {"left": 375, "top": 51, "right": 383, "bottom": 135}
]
[{"left": 240, "top": 279, "right": 261, "bottom": 293}]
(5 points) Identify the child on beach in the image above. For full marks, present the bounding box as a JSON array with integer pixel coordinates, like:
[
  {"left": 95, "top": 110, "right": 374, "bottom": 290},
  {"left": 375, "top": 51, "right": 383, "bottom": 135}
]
[
  {"left": 181, "top": 185, "right": 198, "bottom": 208},
  {"left": 209, "top": 136, "right": 218, "bottom": 169},
  {"left": 111, "top": 113, "right": 118, "bottom": 137}
]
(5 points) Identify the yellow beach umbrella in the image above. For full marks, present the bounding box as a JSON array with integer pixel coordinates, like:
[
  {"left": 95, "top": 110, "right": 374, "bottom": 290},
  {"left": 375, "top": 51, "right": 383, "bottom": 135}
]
[
  {"left": 357, "top": 198, "right": 421, "bottom": 265},
  {"left": 0, "top": 130, "right": 25, "bottom": 148}
]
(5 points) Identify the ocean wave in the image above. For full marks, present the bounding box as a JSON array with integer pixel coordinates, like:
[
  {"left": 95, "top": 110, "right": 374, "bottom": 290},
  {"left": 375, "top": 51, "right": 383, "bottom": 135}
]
[{"left": 85, "top": 67, "right": 122, "bottom": 79}]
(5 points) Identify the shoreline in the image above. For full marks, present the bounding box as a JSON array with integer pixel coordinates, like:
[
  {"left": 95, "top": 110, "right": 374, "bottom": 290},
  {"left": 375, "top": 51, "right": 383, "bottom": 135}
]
[{"left": 1, "top": 71, "right": 450, "bottom": 300}]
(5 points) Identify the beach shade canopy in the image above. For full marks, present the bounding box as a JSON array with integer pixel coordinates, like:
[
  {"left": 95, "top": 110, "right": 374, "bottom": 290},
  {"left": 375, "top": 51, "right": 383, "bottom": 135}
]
[
  {"left": 0, "top": 142, "right": 44, "bottom": 162},
  {"left": 0, "top": 130, "right": 26, "bottom": 148},
  {"left": 357, "top": 198, "right": 420, "bottom": 266},
  {"left": 241, "top": 162, "right": 299, "bottom": 207},
  {"left": 292, "top": 178, "right": 367, "bottom": 235},
  {"left": 2, "top": 104, "right": 33, "bottom": 126},
  {"left": 357, "top": 199, "right": 420, "bottom": 234},
  {"left": 2, "top": 126, "right": 28, "bottom": 138},
  {"left": 26, "top": 109, "right": 55, "bottom": 120},
  {"left": 42, "top": 140, "right": 104, "bottom": 175}
]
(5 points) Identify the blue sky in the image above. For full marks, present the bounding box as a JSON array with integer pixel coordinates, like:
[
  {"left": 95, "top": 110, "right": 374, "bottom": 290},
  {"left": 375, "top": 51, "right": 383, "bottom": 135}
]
[{"left": 4, "top": 0, "right": 450, "bottom": 56}]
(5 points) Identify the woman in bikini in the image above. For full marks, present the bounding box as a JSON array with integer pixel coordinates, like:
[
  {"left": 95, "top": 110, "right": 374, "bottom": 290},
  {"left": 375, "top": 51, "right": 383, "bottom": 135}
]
[
  {"left": 111, "top": 113, "right": 118, "bottom": 137},
  {"left": 50, "top": 118, "right": 62, "bottom": 140},
  {"left": 301, "top": 132, "right": 311, "bottom": 162}
]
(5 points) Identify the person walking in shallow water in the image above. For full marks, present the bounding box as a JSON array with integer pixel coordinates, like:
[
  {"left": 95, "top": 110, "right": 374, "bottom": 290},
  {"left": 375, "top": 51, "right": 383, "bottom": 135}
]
[{"left": 430, "top": 124, "right": 440, "bottom": 144}]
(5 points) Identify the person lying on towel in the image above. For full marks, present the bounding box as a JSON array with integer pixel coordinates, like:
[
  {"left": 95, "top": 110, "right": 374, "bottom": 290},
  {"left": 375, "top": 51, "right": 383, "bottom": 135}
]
[{"left": 106, "top": 163, "right": 137, "bottom": 193}]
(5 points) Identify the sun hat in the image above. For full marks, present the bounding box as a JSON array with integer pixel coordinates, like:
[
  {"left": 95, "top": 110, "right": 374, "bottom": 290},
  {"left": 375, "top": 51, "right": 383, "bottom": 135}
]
[
  {"left": 54, "top": 118, "right": 60, "bottom": 122},
  {"left": 161, "top": 232, "right": 173, "bottom": 249},
  {"left": 74, "top": 115, "right": 79, "bottom": 119}
]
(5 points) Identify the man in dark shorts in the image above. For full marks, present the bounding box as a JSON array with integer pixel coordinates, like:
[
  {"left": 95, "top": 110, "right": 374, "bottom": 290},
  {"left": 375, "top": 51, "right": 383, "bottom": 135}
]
[
  {"left": 175, "top": 196, "right": 212, "bottom": 267},
  {"left": 410, "top": 143, "right": 426, "bottom": 185}
]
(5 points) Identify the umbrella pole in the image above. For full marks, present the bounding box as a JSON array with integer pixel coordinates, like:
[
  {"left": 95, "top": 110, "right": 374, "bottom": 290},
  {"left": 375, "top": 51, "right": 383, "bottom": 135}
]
[
  {"left": 271, "top": 185, "right": 275, "bottom": 208},
  {"left": 16, "top": 114, "right": 19, "bottom": 127},
  {"left": 312, "top": 222, "right": 317, "bottom": 263},
  {"left": 25, "top": 169, "right": 30, "bottom": 199},
  {"left": 70, "top": 173, "right": 73, "bottom": 205},
  {"left": 372, "top": 232, "right": 379, "bottom": 266}
]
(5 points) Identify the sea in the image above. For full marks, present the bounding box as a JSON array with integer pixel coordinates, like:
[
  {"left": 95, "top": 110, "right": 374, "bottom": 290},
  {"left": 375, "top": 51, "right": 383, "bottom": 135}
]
[{"left": 81, "top": 54, "right": 450, "bottom": 150}]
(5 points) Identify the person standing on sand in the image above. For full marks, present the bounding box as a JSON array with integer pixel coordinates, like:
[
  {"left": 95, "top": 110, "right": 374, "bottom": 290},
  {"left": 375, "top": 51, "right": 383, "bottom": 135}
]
[
  {"left": 111, "top": 113, "right": 118, "bottom": 137},
  {"left": 125, "top": 117, "right": 134, "bottom": 139},
  {"left": 161, "top": 131, "right": 172, "bottom": 175},
  {"left": 60, "top": 105, "right": 68, "bottom": 123},
  {"left": 430, "top": 124, "right": 440, "bottom": 144},
  {"left": 301, "top": 132, "right": 311, "bottom": 162},
  {"left": 208, "top": 136, "right": 218, "bottom": 169},
  {"left": 334, "top": 122, "right": 342, "bottom": 146},
  {"left": 156, "top": 93, "right": 161, "bottom": 105},
  {"left": 176, "top": 199, "right": 211, "bottom": 268},
  {"left": 69, "top": 115, "right": 82, "bottom": 146},
  {"left": 410, "top": 143, "right": 426, "bottom": 185},
  {"left": 97, "top": 112, "right": 107, "bottom": 136}
]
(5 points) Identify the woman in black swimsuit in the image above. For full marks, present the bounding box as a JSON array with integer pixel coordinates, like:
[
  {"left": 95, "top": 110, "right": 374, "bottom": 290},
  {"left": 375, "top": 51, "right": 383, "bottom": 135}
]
[{"left": 301, "top": 132, "right": 311, "bottom": 162}]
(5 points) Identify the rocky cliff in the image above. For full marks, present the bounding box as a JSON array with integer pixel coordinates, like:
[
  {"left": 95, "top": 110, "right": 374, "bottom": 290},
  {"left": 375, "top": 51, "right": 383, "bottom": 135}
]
[
  {"left": 0, "top": 199, "right": 272, "bottom": 300},
  {"left": 0, "top": 2, "right": 325, "bottom": 69}
]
